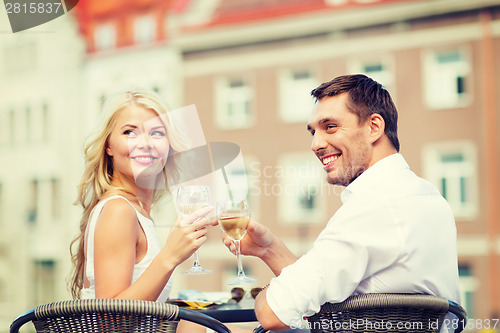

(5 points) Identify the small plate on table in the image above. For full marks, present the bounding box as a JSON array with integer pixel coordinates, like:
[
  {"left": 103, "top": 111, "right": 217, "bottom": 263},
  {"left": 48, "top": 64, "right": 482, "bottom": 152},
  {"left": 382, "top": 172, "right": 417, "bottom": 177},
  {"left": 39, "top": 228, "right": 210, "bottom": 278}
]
[{"left": 166, "top": 300, "right": 223, "bottom": 310}]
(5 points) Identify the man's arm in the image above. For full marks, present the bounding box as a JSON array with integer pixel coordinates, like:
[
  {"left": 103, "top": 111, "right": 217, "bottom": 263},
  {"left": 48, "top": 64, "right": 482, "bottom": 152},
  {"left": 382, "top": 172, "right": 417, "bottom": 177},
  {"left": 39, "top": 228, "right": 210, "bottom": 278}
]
[
  {"left": 259, "top": 235, "right": 298, "bottom": 276},
  {"left": 222, "top": 219, "right": 299, "bottom": 329},
  {"left": 254, "top": 288, "right": 290, "bottom": 331}
]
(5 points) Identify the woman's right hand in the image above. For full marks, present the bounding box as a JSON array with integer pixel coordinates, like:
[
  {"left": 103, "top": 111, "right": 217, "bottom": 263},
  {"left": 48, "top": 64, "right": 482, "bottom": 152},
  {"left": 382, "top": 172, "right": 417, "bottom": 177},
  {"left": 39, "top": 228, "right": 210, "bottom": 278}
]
[
  {"left": 161, "top": 206, "right": 214, "bottom": 267},
  {"left": 221, "top": 219, "right": 275, "bottom": 259},
  {"left": 222, "top": 219, "right": 297, "bottom": 277}
]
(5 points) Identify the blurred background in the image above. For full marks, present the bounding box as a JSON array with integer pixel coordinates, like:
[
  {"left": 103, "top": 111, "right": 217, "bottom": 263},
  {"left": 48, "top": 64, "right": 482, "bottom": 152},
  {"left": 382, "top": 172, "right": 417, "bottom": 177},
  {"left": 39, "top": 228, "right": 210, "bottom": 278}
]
[{"left": 0, "top": 0, "right": 499, "bottom": 331}]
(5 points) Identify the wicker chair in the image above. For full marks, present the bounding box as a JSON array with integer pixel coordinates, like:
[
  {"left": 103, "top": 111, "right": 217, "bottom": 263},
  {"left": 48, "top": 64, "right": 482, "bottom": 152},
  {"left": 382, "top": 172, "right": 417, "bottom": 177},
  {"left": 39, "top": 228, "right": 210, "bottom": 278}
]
[
  {"left": 254, "top": 293, "right": 467, "bottom": 333},
  {"left": 10, "top": 298, "right": 231, "bottom": 333}
]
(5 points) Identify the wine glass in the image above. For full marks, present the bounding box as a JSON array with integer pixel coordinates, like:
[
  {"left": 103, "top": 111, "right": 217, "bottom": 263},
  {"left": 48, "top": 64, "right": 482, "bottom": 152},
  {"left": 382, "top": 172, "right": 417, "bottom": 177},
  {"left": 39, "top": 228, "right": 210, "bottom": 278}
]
[
  {"left": 175, "top": 185, "right": 212, "bottom": 275},
  {"left": 216, "top": 199, "right": 257, "bottom": 285}
]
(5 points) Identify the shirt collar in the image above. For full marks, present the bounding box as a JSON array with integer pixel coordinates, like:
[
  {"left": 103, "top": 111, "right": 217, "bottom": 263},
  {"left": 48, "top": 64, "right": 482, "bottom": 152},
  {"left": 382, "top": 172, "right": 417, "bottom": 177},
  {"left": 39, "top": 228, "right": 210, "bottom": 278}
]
[{"left": 340, "top": 153, "right": 409, "bottom": 203}]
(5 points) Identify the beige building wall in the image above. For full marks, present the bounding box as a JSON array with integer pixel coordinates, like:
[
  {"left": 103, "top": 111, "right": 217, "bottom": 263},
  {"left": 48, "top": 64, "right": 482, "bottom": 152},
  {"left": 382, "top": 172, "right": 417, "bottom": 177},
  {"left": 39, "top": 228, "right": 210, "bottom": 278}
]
[
  {"left": 0, "top": 11, "right": 85, "bottom": 330},
  {"left": 175, "top": 0, "right": 500, "bottom": 321},
  {"left": 1, "top": 1, "right": 499, "bottom": 331}
]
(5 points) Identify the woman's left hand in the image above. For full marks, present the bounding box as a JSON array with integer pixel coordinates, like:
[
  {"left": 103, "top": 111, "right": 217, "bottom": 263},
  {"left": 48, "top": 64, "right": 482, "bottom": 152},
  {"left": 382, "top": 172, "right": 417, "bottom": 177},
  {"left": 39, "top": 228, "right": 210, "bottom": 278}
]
[{"left": 160, "top": 206, "right": 214, "bottom": 267}]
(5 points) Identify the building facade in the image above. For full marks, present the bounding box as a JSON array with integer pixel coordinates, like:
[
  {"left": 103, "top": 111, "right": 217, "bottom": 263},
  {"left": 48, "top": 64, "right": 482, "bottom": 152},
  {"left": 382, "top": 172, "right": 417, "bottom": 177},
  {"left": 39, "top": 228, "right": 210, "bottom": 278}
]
[
  {"left": 0, "top": 11, "right": 85, "bottom": 329},
  {"left": 172, "top": 0, "right": 500, "bottom": 322},
  {"left": 0, "top": 0, "right": 499, "bottom": 330}
]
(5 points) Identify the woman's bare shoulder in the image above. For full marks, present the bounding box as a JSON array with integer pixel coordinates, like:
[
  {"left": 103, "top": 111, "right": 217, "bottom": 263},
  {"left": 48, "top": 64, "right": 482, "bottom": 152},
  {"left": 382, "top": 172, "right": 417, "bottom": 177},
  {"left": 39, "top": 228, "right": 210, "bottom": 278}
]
[{"left": 95, "top": 197, "right": 138, "bottom": 234}]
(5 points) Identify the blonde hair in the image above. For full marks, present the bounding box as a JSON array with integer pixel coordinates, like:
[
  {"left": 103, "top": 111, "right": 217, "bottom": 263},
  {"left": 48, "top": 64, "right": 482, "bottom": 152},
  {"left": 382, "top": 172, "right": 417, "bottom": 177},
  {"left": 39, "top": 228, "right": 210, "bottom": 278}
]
[{"left": 69, "top": 89, "right": 188, "bottom": 298}]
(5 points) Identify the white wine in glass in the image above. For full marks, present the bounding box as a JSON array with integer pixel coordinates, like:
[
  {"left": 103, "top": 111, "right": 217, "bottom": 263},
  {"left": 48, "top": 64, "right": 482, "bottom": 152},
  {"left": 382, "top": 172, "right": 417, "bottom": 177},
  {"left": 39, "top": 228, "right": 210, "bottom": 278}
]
[
  {"left": 219, "top": 216, "right": 249, "bottom": 241},
  {"left": 175, "top": 185, "right": 212, "bottom": 275},
  {"left": 217, "top": 199, "right": 257, "bottom": 285},
  {"left": 177, "top": 204, "right": 210, "bottom": 216}
]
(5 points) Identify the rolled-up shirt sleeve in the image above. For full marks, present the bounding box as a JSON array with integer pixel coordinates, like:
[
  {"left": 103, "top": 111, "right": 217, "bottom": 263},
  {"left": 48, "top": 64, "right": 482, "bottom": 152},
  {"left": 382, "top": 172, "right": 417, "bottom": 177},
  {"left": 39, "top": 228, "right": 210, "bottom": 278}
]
[{"left": 266, "top": 199, "right": 403, "bottom": 327}]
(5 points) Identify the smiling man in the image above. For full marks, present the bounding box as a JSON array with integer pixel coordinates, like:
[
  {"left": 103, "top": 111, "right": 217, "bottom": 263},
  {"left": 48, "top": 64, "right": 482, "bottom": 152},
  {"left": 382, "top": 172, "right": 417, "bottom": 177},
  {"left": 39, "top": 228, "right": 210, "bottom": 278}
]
[{"left": 222, "top": 74, "right": 461, "bottom": 331}]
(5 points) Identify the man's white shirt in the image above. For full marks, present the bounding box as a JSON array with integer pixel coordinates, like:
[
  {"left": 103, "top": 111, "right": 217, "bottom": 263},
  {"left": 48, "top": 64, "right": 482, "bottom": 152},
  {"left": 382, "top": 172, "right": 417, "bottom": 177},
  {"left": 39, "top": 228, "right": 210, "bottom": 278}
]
[{"left": 266, "top": 153, "right": 461, "bottom": 328}]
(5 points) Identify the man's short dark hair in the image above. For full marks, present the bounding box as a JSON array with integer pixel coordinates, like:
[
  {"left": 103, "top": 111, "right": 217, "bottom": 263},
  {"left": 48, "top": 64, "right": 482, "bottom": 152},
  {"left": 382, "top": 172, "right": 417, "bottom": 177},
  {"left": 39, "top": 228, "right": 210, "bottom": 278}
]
[{"left": 311, "top": 74, "right": 400, "bottom": 152}]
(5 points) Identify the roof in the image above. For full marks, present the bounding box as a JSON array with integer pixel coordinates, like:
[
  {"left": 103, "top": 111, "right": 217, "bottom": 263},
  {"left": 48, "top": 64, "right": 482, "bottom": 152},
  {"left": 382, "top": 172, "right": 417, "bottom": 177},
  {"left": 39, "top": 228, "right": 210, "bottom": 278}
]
[{"left": 71, "top": 0, "right": 410, "bottom": 52}]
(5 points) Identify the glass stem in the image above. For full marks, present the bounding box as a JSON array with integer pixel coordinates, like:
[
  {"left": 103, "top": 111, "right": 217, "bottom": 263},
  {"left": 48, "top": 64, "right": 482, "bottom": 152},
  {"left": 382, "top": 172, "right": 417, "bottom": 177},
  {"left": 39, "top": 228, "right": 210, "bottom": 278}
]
[
  {"left": 235, "top": 240, "right": 245, "bottom": 278},
  {"left": 192, "top": 250, "right": 201, "bottom": 268}
]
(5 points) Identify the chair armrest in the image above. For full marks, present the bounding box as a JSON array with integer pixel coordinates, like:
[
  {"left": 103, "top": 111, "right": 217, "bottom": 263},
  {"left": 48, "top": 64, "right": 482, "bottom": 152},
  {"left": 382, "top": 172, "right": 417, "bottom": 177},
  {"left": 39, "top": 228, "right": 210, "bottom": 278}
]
[
  {"left": 253, "top": 324, "right": 269, "bottom": 333},
  {"left": 448, "top": 300, "right": 467, "bottom": 333},
  {"left": 10, "top": 309, "right": 36, "bottom": 333},
  {"left": 178, "top": 307, "right": 231, "bottom": 333}
]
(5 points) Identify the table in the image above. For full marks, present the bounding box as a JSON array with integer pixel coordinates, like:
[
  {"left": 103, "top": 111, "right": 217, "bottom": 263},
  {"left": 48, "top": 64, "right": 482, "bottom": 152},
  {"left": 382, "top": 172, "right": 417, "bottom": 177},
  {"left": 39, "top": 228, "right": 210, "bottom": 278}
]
[
  {"left": 199, "top": 302, "right": 310, "bottom": 333},
  {"left": 200, "top": 302, "right": 257, "bottom": 323},
  {"left": 202, "top": 307, "right": 257, "bottom": 323}
]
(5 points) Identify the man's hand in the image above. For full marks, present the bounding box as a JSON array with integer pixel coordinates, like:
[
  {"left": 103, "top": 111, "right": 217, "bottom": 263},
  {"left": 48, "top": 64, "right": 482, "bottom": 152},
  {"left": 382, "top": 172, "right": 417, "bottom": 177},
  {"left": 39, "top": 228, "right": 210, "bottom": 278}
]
[
  {"left": 222, "top": 219, "right": 274, "bottom": 260},
  {"left": 221, "top": 219, "right": 297, "bottom": 276}
]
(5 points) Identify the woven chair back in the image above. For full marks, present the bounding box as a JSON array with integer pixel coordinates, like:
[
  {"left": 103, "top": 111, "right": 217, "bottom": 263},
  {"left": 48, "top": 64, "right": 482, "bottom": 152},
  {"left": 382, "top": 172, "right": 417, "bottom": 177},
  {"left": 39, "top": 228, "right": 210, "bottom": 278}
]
[
  {"left": 307, "top": 294, "right": 450, "bottom": 333},
  {"left": 33, "top": 299, "right": 180, "bottom": 333}
]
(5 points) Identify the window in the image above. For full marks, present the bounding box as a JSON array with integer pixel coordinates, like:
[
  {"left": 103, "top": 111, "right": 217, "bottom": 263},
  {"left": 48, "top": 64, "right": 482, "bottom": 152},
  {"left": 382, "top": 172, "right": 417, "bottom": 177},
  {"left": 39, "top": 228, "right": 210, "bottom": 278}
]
[
  {"left": 348, "top": 56, "right": 395, "bottom": 93},
  {"left": 28, "top": 179, "right": 38, "bottom": 224},
  {"left": 222, "top": 262, "right": 255, "bottom": 287},
  {"left": 94, "top": 23, "right": 116, "bottom": 51},
  {"left": 28, "top": 104, "right": 43, "bottom": 142},
  {"left": 458, "top": 265, "right": 477, "bottom": 318},
  {"left": 51, "top": 178, "right": 60, "bottom": 219},
  {"left": 16, "top": 105, "right": 26, "bottom": 144},
  {"left": 0, "top": 278, "right": 5, "bottom": 304},
  {"left": 98, "top": 94, "right": 107, "bottom": 113},
  {"left": 42, "top": 103, "right": 49, "bottom": 142},
  {"left": 33, "top": 260, "right": 56, "bottom": 305},
  {"left": 0, "top": 182, "right": 3, "bottom": 225},
  {"left": 224, "top": 159, "right": 249, "bottom": 202},
  {"left": 134, "top": 15, "right": 156, "bottom": 44},
  {"left": 277, "top": 153, "right": 326, "bottom": 224},
  {"left": 0, "top": 111, "right": 7, "bottom": 145},
  {"left": 25, "top": 106, "right": 31, "bottom": 143},
  {"left": 423, "top": 48, "right": 470, "bottom": 109},
  {"left": 9, "top": 109, "right": 15, "bottom": 145},
  {"left": 215, "top": 77, "right": 254, "bottom": 129},
  {"left": 222, "top": 154, "right": 260, "bottom": 220},
  {"left": 279, "top": 68, "right": 318, "bottom": 123},
  {"left": 245, "top": 157, "right": 260, "bottom": 220},
  {"left": 423, "top": 142, "right": 478, "bottom": 219}
]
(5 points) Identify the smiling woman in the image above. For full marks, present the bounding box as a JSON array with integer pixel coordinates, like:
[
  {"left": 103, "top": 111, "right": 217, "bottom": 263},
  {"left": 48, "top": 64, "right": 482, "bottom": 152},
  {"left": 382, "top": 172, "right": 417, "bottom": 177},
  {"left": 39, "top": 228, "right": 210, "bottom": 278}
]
[
  {"left": 68, "top": 90, "right": 215, "bottom": 332},
  {"left": 105, "top": 104, "right": 172, "bottom": 190}
]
